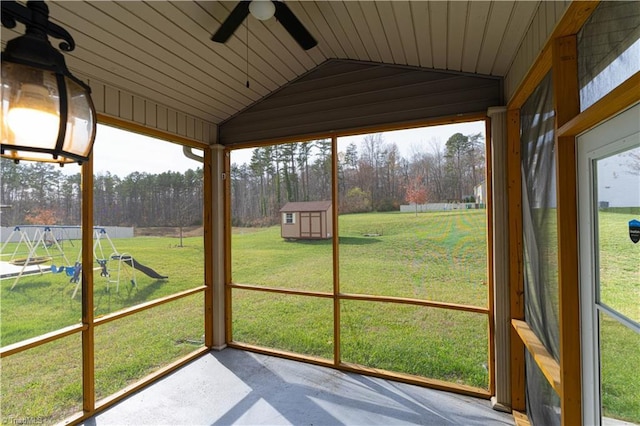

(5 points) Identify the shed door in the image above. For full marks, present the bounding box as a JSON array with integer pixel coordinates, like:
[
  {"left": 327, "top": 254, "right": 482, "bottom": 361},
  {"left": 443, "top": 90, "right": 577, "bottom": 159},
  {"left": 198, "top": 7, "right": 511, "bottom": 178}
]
[{"left": 300, "top": 212, "right": 322, "bottom": 238}]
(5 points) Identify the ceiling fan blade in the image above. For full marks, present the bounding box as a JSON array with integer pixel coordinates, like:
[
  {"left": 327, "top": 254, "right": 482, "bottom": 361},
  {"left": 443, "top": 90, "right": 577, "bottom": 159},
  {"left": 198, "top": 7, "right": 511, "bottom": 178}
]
[
  {"left": 211, "top": 1, "right": 251, "bottom": 43},
  {"left": 273, "top": 2, "right": 317, "bottom": 50}
]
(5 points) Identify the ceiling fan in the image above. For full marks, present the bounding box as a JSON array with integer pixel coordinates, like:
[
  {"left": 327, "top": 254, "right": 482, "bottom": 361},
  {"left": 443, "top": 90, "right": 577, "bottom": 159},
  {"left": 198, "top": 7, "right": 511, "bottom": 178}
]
[{"left": 211, "top": 0, "right": 317, "bottom": 51}]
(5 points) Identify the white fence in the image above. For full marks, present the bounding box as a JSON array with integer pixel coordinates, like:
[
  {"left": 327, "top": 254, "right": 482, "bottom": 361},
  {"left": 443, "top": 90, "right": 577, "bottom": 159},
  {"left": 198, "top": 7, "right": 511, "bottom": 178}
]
[
  {"left": 400, "top": 203, "right": 486, "bottom": 212},
  {"left": 0, "top": 226, "right": 134, "bottom": 243},
  {"left": 400, "top": 203, "right": 463, "bottom": 212}
]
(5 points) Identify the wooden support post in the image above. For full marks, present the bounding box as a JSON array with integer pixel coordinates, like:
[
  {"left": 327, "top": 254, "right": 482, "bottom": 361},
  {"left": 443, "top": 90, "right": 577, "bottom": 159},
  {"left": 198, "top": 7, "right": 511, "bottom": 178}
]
[
  {"left": 507, "top": 108, "right": 526, "bottom": 412},
  {"left": 331, "top": 135, "right": 341, "bottom": 366},
  {"left": 81, "top": 154, "right": 95, "bottom": 414},
  {"left": 552, "top": 34, "right": 582, "bottom": 426}
]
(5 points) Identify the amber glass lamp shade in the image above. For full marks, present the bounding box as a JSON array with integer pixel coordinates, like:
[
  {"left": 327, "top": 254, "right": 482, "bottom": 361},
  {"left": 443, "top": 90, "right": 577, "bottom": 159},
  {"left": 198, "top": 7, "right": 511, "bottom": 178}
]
[{"left": 1, "top": 0, "right": 96, "bottom": 165}]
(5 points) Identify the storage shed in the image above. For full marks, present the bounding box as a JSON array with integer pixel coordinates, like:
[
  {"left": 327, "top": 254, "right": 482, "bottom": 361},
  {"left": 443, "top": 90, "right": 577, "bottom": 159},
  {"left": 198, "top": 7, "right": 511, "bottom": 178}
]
[{"left": 280, "top": 201, "right": 332, "bottom": 240}]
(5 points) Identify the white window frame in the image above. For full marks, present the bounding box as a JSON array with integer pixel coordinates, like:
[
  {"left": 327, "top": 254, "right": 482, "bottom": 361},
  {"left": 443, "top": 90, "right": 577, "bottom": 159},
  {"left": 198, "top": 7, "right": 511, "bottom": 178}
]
[
  {"left": 577, "top": 103, "right": 640, "bottom": 426},
  {"left": 284, "top": 212, "right": 295, "bottom": 224}
]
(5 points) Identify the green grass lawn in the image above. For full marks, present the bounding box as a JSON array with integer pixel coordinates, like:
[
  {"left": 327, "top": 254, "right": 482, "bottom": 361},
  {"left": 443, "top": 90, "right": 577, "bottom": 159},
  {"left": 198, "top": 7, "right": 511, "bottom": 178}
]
[
  {"left": 596, "top": 210, "right": 640, "bottom": 423},
  {"left": 1, "top": 235, "right": 206, "bottom": 423},
  {"left": 231, "top": 210, "right": 490, "bottom": 389},
  {"left": 232, "top": 210, "right": 488, "bottom": 306},
  {"left": 1, "top": 295, "right": 203, "bottom": 423},
  {"left": 1, "top": 236, "right": 204, "bottom": 344}
]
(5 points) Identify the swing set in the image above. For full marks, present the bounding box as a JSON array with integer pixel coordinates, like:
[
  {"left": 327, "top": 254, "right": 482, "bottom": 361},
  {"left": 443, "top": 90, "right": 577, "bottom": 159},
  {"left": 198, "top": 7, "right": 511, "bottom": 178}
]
[
  {"left": 0, "top": 225, "right": 77, "bottom": 290},
  {"left": 1, "top": 225, "right": 168, "bottom": 297}
]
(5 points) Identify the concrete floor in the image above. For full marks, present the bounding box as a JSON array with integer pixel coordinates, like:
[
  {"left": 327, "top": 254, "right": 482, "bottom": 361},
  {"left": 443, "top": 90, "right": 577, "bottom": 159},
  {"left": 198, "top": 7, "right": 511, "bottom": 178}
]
[{"left": 82, "top": 348, "right": 514, "bottom": 426}]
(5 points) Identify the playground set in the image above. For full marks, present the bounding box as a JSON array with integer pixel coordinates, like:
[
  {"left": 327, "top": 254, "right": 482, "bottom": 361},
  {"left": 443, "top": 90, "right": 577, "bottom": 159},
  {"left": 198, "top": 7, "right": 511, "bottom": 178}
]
[{"left": 0, "top": 225, "right": 167, "bottom": 297}]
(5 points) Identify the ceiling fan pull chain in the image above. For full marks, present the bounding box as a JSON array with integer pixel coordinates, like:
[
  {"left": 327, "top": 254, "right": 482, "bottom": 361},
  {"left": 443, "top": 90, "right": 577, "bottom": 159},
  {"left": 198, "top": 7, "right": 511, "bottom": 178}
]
[{"left": 246, "top": 17, "right": 250, "bottom": 88}]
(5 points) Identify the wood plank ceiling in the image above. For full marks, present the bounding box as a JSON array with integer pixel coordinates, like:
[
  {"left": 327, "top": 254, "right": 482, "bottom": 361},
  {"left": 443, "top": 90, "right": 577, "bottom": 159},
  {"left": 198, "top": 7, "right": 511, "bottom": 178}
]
[{"left": 1, "top": 1, "right": 541, "bottom": 129}]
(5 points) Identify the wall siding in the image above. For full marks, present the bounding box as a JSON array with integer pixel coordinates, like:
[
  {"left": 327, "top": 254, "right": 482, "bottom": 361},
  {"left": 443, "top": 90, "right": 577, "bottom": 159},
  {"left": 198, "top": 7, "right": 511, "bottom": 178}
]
[
  {"left": 84, "top": 76, "right": 217, "bottom": 145},
  {"left": 219, "top": 59, "right": 502, "bottom": 146},
  {"left": 504, "top": 1, "right": 571, "bottom": 102}
]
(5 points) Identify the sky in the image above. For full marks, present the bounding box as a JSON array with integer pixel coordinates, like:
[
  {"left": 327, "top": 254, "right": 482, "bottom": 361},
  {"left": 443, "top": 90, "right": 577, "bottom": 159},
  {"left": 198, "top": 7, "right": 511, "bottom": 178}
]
[
  {"left": 230, "top": 120, "right": 486, "bottom": 166},
  {"left": 58, "top": 120, "right": 485, "bottom": 177},
  {"left": 60, "top": 124, "right": 205, "bottom": 177}
]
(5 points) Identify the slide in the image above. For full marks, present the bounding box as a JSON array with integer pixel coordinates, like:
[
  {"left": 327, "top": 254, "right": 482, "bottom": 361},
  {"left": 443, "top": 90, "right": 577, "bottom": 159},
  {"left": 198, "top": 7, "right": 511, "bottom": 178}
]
[{"left": 115, "top": 255, "right": 168, "bottom": 279}]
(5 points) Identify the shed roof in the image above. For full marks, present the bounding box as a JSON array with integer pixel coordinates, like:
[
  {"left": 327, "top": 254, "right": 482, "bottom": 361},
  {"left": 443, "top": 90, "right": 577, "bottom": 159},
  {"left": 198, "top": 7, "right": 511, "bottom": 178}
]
[{"left": 280, "top": 201, "right": 332, "bottom": 213}]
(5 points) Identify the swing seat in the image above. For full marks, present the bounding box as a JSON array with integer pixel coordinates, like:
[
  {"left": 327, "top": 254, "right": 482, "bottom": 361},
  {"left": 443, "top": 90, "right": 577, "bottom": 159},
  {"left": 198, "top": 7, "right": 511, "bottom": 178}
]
[
  {"left": 10, "top": 256, "right": 52, "bottom": 266},
  {"left": 97, "top": 259, "right": 110, "bottom": 277},
  {"left": 51, "top": 265, "right": 66, "bottom": 273},
  {"left": 70, "top": 262, "right": 82, "bottom": 283}
]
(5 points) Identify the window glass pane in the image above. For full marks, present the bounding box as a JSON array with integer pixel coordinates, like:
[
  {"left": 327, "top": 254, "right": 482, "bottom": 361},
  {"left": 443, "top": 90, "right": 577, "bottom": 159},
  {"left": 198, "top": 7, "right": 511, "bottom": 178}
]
[
  {"left": 232, "top": 289, "right": 333, "bottom": 360},
  {"left": 599, "top": 311, "right": 640, "bottom": 423},
  {"left": 341, "top": 301, "right": 489, "bottom": 389},
  {"left": 1, "top": 160, "right": 83, "bottom": 345},
  {"left": 94, "top": 293, "right": 204, "bottom": 400},
  {"left": 337, "top": 124, "right": 488, "bottom": 307},
  {"left": 0, "top": 334, "right": 82, "bottom": 424},
  {"left": 596, "top": 147, "right": 640, "bottom": 322},
  {"left": 230, "top": 142, "right": 333, "bottom": 293},
  {"left": 578, "top": 1, "right": 640, "bottom": 110},
  {"left": 92, "top": 125, "right": 204, "bottom": 316}
]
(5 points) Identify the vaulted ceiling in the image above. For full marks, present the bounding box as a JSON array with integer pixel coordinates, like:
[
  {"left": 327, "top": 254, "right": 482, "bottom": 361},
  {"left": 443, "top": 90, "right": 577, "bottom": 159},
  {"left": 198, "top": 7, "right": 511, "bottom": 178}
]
[{"left": 2, "top": 1, "right": 547, "bottom": 135}]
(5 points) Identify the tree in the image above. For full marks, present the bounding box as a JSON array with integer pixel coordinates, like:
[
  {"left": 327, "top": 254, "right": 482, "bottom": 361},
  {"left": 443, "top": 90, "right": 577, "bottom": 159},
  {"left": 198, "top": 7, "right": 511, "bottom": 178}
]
[
  {"left": 361, "top": 134, "right": 386, "bottom": 209},
  {"left": 312, "top": 139, "right": 332, "bottom": 201},
  {"left": 24, "top": 207, "right": 58, "bottom": 225},
  {"left": 279, "top": 143, "right": 299, "bottom": 202},
  {"left": 466, "top": 132, "right": 485, "bottom": 189},
  {"left": 624, "top": 149, "right": 640, "bottom": 175},
  {"left": 405, "top": 175, "right": 428, "bottom": 216},
  {"left": 443, "top": 132, "right": 485, "bottom": 202},
  {"left": 341, "top": 187, "right": 371, "bottom": 213},
  {"left": 297, "top": 141, "right": 313, "bottom": 201},
  {"left": 445, "top": 133, "right": 470, "bottom": 201}
]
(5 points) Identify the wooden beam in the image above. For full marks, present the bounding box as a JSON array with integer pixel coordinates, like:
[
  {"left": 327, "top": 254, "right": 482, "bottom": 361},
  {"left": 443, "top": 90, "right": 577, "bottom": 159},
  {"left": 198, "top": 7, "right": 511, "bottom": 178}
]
[
  {"left": 230, "top": 283, "right": 333, "bottom": 299},
  {"left": 81, "top": 154, "right": 95, "bottom": 415},
  {"left": 339, "top": 292, "right": 489, "bottom": 315},
  {"left": 508, "top": 1, "right": 599, "bottom": 109},
  {"left": 226, "top": 112, "right": 488, "bottom": 151},
  {"left": 551, "top": 1, "right": 599, "bottom": 39},
  {"left": 227, "top": 342, "right": 492, "bottom": 399},
  {"left": 331, "top": 135, "right": 341, "bottom": 367},
  {"left": 513, "top": 410, "right": 532, "bottom": 426},
  {"left": 507, "top": 108, "right": 526, "bottom": 412},
  {"left": 552, "top": 34, "right": 583, "bottom": 426},
  {"left": 63, "top": 347, "right": 209, "bottom": 425},
  {"left": 94, "top": 286, "right": 206, "bottom": 326},
  {"left": 508, "top": 48, "right": 552, "bottom": 111},
  {"left": 558, "top": 72, "right": 640, "bottom": 138},
  {"left": 0, "top": 323, "right": 86, "bottom": 358},
  {"left": 553, "top": 36, "right": 580, "bottom": 128},
  {"left": 556, "top": 135, "right": 583, "bottom": 425},
  {"left": 512, "top": 319, "right": 562, "bottom": 395}
]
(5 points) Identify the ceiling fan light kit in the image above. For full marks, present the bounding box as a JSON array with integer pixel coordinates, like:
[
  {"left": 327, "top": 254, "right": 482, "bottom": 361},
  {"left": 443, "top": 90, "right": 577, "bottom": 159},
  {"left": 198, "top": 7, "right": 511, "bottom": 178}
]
[
  {"left": 249, "top": 0, "right": 276, "bottom": 21},
  {"left": 212, "top": 0, "right": 317, "bottom": 51}
]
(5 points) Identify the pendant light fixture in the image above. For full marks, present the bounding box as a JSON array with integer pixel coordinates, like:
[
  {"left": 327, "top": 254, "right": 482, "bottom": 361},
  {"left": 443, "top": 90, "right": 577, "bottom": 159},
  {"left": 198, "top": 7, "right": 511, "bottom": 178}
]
[{"left": 1, "top": 0, "right": 96, "bottom": 165}]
